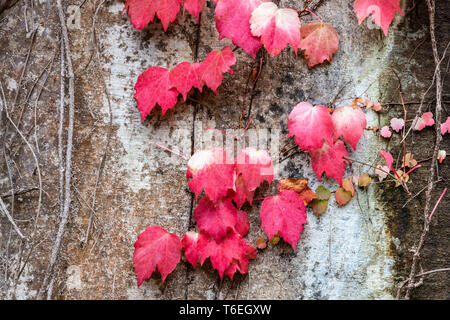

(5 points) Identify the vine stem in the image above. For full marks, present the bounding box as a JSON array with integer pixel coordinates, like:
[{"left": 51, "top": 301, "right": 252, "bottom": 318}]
[
  {"left": 0, "top": 196, "right": 25, "bottom": 239},
  {"left": 154, "top": 142, "right": 188, "bottom": 161},
  {"left": 403, "top": 0, "right": 444, "bottom": 299},
  {"left": 203, "top": 127, "right": 238, "bottom": 140},
  {"left": 37, "top": 0, "right": 76, "bottom": 300}
]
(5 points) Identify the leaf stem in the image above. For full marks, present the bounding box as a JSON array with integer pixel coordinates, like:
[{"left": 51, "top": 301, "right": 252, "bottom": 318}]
[
  {"left": 428, "top": 187, "right": 447, "bottom": 221},
  {"left": 302, "top": 8, "right": 323, "bottom": 24},
  {"left": 154, "top": 142, "right": 188, "bottom": 161},
  {"left": 405, "top": 165, "right": 422, "bottom": 177}
]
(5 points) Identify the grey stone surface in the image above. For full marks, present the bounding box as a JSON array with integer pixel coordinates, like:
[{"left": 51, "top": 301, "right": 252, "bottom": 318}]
[{"left": 0, "top": 0, "right": 448, "bottom": 299}]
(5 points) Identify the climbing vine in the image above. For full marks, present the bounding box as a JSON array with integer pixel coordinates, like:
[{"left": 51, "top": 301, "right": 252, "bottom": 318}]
[{"left": 120, "top": 0, "right": 449, "bottom": 296}]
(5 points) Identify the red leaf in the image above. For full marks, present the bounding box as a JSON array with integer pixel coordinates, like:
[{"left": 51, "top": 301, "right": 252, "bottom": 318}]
[
  {"left": 169, "top": 62, "right": 203, "bottom": 101},
  {"left": 215, "top": 0, "right": 265, "bottom": 58},
  {"left": 413, "top": 112, "right": 435, "bottom": 131},
  {"left": 235, "top": 210, "right": 250, "bottom": 237},
  {"left": 124, "top": 0, "right": 182, "bottom": 31},
  {"left": 332, "top": 105, "right": 366, "bottom": 150},
  {"left": 197, "top": 46, "right": 236, "bottom": 94},
  {"left": 124, "top": 0, "right": 156, "bottom": 30},
  {"left": 133, "top": 226, "right": 181, "bottom": 286},
  {"left": 260, "top": 190, "right": 307, "bottom": 250},
  {"left": 250, "top": 2, "right": 301, "bottom": 57},
  {"left": 134, "top": 66, "right": 179, "bottom": 120},
  {"left": 441, "top": 117, "right": 450, "bottom": 135},
  {"left": 232, "top": 175, "right": 255, "bottom": 209},
  {"left": 235, "top": 147, "right": 274, "bottom": 191},
  {"left": 288, "top": 102, "right": 334, "bottom": 151},
  {"left": 224, "top": 242, "right": 256, "bottom": 280},
  {"left": 187, "top": 148, "right": 235, "bottom": 203},
  {"left": 183, "top": 0, "right": 206, "bottom": 22},
  {"left": 194, "top": 196, "right": 238, "bottom": 240},
  {"left": 197, "top": 231, "right": 255, "bottom": 279},
  {"left": 379, "top": 149, "right": 393, "bottom": 169},
  {"left": 354, "top": 0, "right": 403, "bottom": 36},
  {"left": 299, "top": 22, "right": 339, "bottom": 69},
  {"left": 232, "top": 148, "right": 273, "bottom": 208},
  {"left": 309, "top": 140, "right": 348, "bottom": 185},
  {"left": 182, "top": 231, "right": 200, "bottom": 267}
]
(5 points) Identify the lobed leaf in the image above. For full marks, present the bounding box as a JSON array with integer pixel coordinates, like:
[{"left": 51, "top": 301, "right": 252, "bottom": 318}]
[
  {"left": 299, "top": 22, "right": 339, "bottom": 69},
  {"left": 250, "top": 2, "right": 301, "bottom": 57},
  {"left": 309, "top": 140, "right": 348, "bottom": 185},
  {"left": 288, "top": 102, "right": 334, "bottom": 152},
  {"left": 133, "top": 226, "right": 182, "bottom": 286},
  {"left": 354, "top": 0, "right": 403, "bottom": 36},
  {"left": 260, "top": 190, "right": 307, "bottom": 250},
  {"left": 215, "top": 0, "right": 266, "bottom": 58}
]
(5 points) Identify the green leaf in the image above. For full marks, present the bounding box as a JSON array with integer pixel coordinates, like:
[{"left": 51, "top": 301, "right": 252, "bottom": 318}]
[
  {"left": 315, "top": 185, "right": 331, "bottom": 200},
  {"left": 311, "top": 199, "right": 328, "bottom": 216},
  {"left": 269, "top": 232, "right": 281, "bottom": 245}
]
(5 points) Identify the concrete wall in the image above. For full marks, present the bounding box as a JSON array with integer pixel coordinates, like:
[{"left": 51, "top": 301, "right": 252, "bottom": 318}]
[{"left": 0, "top": 0, "right": 448, "bottom": 299}]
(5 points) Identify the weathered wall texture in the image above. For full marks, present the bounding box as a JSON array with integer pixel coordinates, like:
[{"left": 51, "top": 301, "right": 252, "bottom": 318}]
[{"left": 0, "top": 0, "right": 448, "bottom": 299}]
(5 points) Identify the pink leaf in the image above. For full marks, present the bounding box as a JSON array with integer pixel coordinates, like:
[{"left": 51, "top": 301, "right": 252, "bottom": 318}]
[
  {"left": 182, "top": 231, "right": 200, "bottom": 267},
  {"left": 232, "top": 175, "right": 256, "bottom": 209},
  {"left": 134, "top": 66, "right": 180, "bottom": 120},
  {"left": 235, "top": 147, "right": 274, "bottom": 191},
  {"left": 124, "top": 0, "right": 182, "bottom": 31},
  {"left": 414, "top": 112, "right": 435, "bottom": 131},
  {"left": 332, "top": 105, "right": 367, "bottom": 150},
  {"left": 197, "top": 231, "right": 255, "bottom": 279},
  {"left": 224, "top": 242, "right": 256, "bottom": 280},
  {"left": 250, "top": 2, "right": 301, "bottom": 57},
  {"left": 353, "top": 0, "right": 404, "bottom": 36},
  {"left": 169, "top": 62, "right": 203, "bottom": 101},
  {"left": 390, "top": 117, "right": 404, "bottom": 132},
  {"left": 197, "top": 46, "right": 237, "bottom": 93},
  {"left": 299, "top": 22, "right": 339, "bottom": 69},
  {"left": 309, "top": 140, "right": 348, "bottom": 185},
  {"left": 232, "top": 148, "right": 273, "bottom": 208},
  {"left": 215, "top": 0, "right": 265, "bottom": 58},
  {"left": 380, "top": 125, "right": 392, "bottom": 138},
  {"left": 124, "top": 0, "right": 156, "bottom": 30},
  {"left": 379, "top": 149, "right": 393, "bottom": 169},
  {"left": 133, "top": 226, "right": 181, "bottom": 286},
  {"left": 374, "top": 165, "right": 389, "bottom": 181},
  {"left": 187, "top": 148, "right": 235, "bottom": 203},
  {"left": 183, "top": 0, "right": 206, "bottom": 21},
  {"left": 235, "top": 210, "right": 250, "bottom": 237},
  {"left": 288, "top": 102, "right": 334, "bottom": 151},
  {"left": 260, "top": 190, "right": 307, "bottom": 250},
  {"left": 440, "top": 116, "right": 450, "bottom": 135},
  {"left": 194, "top": 197, "right": 238, "bottom": 240}
]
